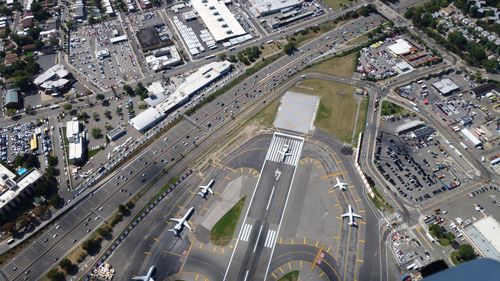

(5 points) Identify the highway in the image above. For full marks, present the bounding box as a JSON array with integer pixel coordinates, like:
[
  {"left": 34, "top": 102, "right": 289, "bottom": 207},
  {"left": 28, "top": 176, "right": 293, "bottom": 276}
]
[{"left": 0, "top": 12, "right": 385, "bottom": 281}]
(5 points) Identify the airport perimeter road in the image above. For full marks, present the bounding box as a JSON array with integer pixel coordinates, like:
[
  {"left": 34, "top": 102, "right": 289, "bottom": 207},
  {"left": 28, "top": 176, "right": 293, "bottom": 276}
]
[
  {"left": 1, "top": 14, "right": 383, "bottom": 281},
  {"left": 224, "top": 133, "right": 304, "bottom": 281}
]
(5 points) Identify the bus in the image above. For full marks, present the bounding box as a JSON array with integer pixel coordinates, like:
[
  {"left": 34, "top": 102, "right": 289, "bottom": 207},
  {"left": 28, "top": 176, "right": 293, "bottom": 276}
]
[
  {"left": 204, "top": 54, "right": 215, "bottom": 60},
  {"left": 266, "top": 40, "right": 274, "bottom": 44},
  {"left": 417, "top": 80, "right": 424, "bottom": 84}
]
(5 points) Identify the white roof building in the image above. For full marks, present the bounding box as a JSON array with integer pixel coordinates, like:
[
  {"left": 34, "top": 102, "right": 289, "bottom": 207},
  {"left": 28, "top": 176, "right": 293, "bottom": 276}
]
[
  {"left": 191, "top": 0, "right": 246, "bottom": 42},
  {"left": 129, "top": 108, "right": 165, "bottom": 132},
  {"left": 156, "top": 60, "right": 232, "bottom": 114},
  {"left": 432, "top": 78, "right": 460, "bottom": 95},
  {"left": 464, "top": 216, "right": 500, "bottom": 261},
  {"left": 460, "top": 128, "right": 482, "bottom": 147},
  {"left": 387, "top": 39, "right": 414, "bottom": 55},
  {"left": 0, "top": 164, "right": 43, "bottom": 214},
  {"left": 145, "top": 46, "right": 182, "bottom": 72},
  {"left": 249, "top": 0, "right": 303, "bottom": 17},
  {"left": 34, "top": 64, "right": 70, "bottom": 86},
  {"left": 66, "top": 118, "right": 85, "bottom": 163}
]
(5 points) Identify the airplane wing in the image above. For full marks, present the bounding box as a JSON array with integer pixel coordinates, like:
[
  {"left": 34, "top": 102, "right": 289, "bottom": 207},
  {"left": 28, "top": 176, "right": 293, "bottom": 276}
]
[
  {"left": 208, "top": 188, "right": 214, "bottom": 194},
  {"left": 131, "top": 276, "right": 147, "bottom": 281},
  {"left": 170, "top": 218, "right": 182, "bottom": 223},
  {"left": 341, "top": 212, "right": 350, "bottom": 218},
  {"left": 199, "top": 185, "right": 207, "bottom": 190},
  {"left": 352, "top": 213, "right": 362, "bottom": 219},
  {"left": 183, "top": 221, "right": 192, "bottom": 231},
  {"left": 334, "top": 182, "right": 340, "bottom": 188}
]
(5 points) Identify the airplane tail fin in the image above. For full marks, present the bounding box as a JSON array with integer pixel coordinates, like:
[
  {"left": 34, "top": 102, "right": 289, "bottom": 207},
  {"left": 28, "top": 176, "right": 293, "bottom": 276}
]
[
  {"left": 168, "top": 229, "right": 179, "bottom": 236},
  {"left": 197, "top": 191, "right": 206, "bottom": 197}
]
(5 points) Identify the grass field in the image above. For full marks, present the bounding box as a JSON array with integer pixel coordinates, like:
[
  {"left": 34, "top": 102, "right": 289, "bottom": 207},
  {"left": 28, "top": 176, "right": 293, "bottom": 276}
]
[
  {"left": 307, "top": 52, "right": 358, "bottom": 78},
  {"left": 292, "top": 79, "right": 359, "bottom": 143},
  {"left": 250, "top": 99, "right": 280, "bottom": 127},
  {"left": 323, "top": 0, "right": 355, "bottom": 10},
  {"left": 261, "top": 40, "right": 287, "bottom": 57},
  {"left": 210, "top": 196, "right": 246, "bottom": 246},
  {"left": 381, "top": 101, "right": 406, "bottom": 116},
  {"left": 354, "top": 97, "right": 369, "bottom": 143},
  {"left": 346, "top": 34, "right": 370, "bottom": 46},
  {"left": 278, "top": 270, "right": 299, "bottom": 281},
  {"left": 371, "top": 186, "right": 394, "bottom": 212},
  {"left": 87, "top": 147, "right": 103, "bottom": 159}
]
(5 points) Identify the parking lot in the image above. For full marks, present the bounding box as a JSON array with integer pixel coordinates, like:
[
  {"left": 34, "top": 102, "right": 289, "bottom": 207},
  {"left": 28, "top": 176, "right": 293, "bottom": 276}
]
[
  {"left": 375, "top": 119, "right": 469, "bottom": 204},
  {"left": 395, "top": 73, "right": 499, "bottom": 152},
  {"left": 69, "top": 19, "right": 143, "bottom": 90},
  {"left": 391, "top": 229, "right": 432, "bottom": 270}
]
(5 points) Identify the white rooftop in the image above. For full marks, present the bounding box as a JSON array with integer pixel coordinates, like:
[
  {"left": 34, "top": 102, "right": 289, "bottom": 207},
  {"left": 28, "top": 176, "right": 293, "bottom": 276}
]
[
  {"left": 191, "top": 0, "right": 246, "bottom": 42},
  {"left": 129, "top": 108, "right": 164, "bottom": 132},
  {"left": 155, "top": 61, "right": 231, "bottom": 114},
  {"left": 66, "top": 119, "right": 84, "bottom": 161},
  {"left": 432, "top": 78, "right": 459, "bottom": 94},
  {"left": 249, "top": 0, "right": 303, "bottom": 17},
  {"left": 465, "top": 216, "right": 500, "bottom": 261},
  {"left": 387, "top": 39, "right": 413, "bottom": 55},
  {"left": 0, "top": 167, "right": 43, "bottom": 211},
  {"left": 34, "top": 64, "right": 69, "bottom": 86}
]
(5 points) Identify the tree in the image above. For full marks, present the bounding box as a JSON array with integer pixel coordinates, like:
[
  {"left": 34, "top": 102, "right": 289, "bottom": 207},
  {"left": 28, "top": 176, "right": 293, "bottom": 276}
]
[
  {"left": 2, "top": 221, "right": 16, "bottom": 234},
  {"left": 283, "top": 42, "right": 296, "bottom": 55},
  {"left": 447, "top": 31, "right": 467, "bottom": 51},
  {"left": 96, "top": 94, "right": 105, "bottom": 101},
  {"left": 458, "top": 244, "right": 476, "bottom": 261},
  {"left": 59, "top": 258, "right": 74, "bottom": 273},
  {"left": 104, "top": 110, "right": 112, "bottom": 119},
  {"left": 91, "top": 127, "right": 102, "bottom": 139},
  {"left": 467, "top": 43, "right": 486, "bottom": 65},
  {"left": 93, "top": 112, "right": 100, "bottom": 121},
  {"left": 118, "top": 204, "right": 128, "bottom": 214},
  {"left": 229, "top": 55, "right": 237, "bottom": 63},
  {"left": 47, "top": 156, "right": 58, "bottom": 167},
  {"left": 97, "top": 226, "right": 111, "bottom": 238},
  {"left": 218, "top": 53, "right": 227, "bottom": 61},
  {"left": 123, "top": 85, "right": 134, "bottom": 96},
  {"left": 63, "top": 103, "right": 72, "bottom": 111},
  {"left": 47, "top": 268, "right": 65, "bottom": 281},
  {"left": 82, "top": 237, "right": 102, "bottom": 253}
]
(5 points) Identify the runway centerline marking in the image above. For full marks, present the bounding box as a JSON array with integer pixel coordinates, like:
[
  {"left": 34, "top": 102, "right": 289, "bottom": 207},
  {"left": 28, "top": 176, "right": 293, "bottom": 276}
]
[
  {"left": 253, "top": 225, "right": 264, "bottom": 252},
  {"left": 266, "top": 186, "right": 276, "bottom": 210}
]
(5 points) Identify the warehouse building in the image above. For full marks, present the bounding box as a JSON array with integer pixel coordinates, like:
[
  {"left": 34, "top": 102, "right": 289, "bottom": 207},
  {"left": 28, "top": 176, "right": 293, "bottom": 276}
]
[
  {"left": 249, "top": 0, "right": 303, "bottom": 17},
  {"left": 191, "top": 0, "right": 246, "bottom": 42},
  {"left": 395, "top": 120, "right": 425, "bottom": 135},
  {"left": 0, "top": 163, "right": 43, "bottom": 215},
  {"left": 129, "top": 107, "right": 165, "bottom": 132},
  {"left": 66, "top": 118, "right": 86, "bottom": 164},
  {"left": 464, "top": 216, "right": 500, "bottom": 261},
  {"left": 432, "top": 78, "right": 460, "bottom": 96},
  {"left": 3, "top": 89, "right": 19, "bottom": 109},
  {"left": 460, "top": 128, "right": 482, "bottom": 148}
]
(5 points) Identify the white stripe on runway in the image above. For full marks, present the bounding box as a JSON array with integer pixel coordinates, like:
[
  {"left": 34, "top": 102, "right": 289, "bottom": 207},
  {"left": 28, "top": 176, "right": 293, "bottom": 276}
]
[{"left": 240, "top": 223, "right": 253, "bottom": 242}]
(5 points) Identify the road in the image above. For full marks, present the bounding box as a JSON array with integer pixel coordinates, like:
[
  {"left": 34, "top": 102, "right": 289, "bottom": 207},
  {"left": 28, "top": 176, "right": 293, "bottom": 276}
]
[{"left": 0, "top": 12, "right": 385, "bottom": 281}]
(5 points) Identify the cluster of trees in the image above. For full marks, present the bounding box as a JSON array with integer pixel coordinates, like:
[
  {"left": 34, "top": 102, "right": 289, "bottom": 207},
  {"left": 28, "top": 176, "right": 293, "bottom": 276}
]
[
  {"left": 404, "top": 1, "right": 498, "bottom": 72},
  {"left": 0, "top": 56, "right": 41, "bottom": 90},
  {"left": 123, "top": 82, "right": 149, "bottom": 100},
  {"left": 429, "top": 224, "right": 455, "bottom": 246},
  {"left": 283, "top": 41, "right": 297, "bottom": 55},
  {"left": 91, "top": 127, "right": 102, "bottom": 139},
  {"left": 453, "top": 244, "right": 476, "bottom": 263},
  {"left": 236, "top": 46, "right": 262, "bottom": 65}
]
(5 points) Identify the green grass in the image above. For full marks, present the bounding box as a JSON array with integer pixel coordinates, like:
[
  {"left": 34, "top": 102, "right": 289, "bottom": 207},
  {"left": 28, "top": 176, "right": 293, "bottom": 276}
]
[
  {"left": 292, "top": 79, "right": 359, "bottom": 143},
  {"left": 210, "top": 196, "right": 246, "bottom": 246},
  {"left": 381, "top": 101, "right": 406, "bottom": 116},
  {"left": 278, "top": 270, "right": 299, "bottom": 281},
  {"left": 370, "top": 186, "right": 394, "bottom": 212},
  {"left": 346, "top": 34, "right": 370, "bottom": 46},
  {"left": 354, "top": 96, "right": 369, "bottom": 145},
  {"left": 450, "top": 251, "right": 461, "bottom": 265},
  {"left": 439, "top": 238, "right": 451, "bottom": 247},
  {"left": 307, "top": 52, "right": 358, "bottom": 78},
  {"left": 323, "top": 0, "right": 355, "bottom": 10},
  {"left": 86, "top": 147, "right": 103, "bottom": 159},
  {"left": 251, "top": 99, "right": 280, "bottom": 127}
]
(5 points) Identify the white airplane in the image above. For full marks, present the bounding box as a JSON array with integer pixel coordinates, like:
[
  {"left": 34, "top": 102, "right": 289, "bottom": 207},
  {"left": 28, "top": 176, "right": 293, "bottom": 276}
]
[
  {"left": 278, "top": 144, "right": 291, "bottom": 162},
  {"left": 333, "top": 177, "right": 348, "bottom": 191},
  {"left": 132, "top": 266, "right": 155, "bottom": 281},
  {"left": 169, "top": 207, "right": 194, "bottom": 236},
  {"left": 341, "top": 205, "right": 363, "bottom": 227},
  {"left": 198, "top": 179, "right": 214, "bottom": 198}
]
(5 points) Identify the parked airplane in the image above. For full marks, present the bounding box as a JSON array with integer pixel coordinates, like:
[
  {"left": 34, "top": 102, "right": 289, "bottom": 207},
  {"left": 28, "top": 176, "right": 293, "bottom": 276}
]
[
  {"left": 333, "top": 177, "right": 348, "bottom": 191},
  {"left": 132, "top": 266, "right": 156, "bottom": 281},
  {"left": 278, "top": 144, "right": 291, "bottom": 162},
  {"left": 341, "top": 205, "right": 362, "bottom": 227},
  {"left": 169, "top": 207, "right": 194, "bottom": 236},
  {"left": 198, "top": 179, "right": 214, "bottom": 198}
]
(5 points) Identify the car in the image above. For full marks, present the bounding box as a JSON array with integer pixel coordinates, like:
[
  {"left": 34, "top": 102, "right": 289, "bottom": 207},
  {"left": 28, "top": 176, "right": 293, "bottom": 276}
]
[
  {"left": 44, "top": 238, "right": 48, "bottom": 242},
  {"left": 55, "top": 225, "right": 60, "bottom": 230}
]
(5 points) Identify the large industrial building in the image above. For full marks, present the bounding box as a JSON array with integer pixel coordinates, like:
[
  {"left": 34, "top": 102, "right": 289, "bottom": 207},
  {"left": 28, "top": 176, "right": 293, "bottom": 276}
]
[
  {"left": 66, "top": 118, "right": 86, "bottom": 164},
  {"left": 191, "top": 0, "right": 246, "bottom": 42},
  {"left": 249, "top": 0, "right": 303, "bottom": 17},
  {"left": 0, "top": 164, "right": 43, "bottom": 215},
  {"left": 464, "top": 216, "right": 500, "bottom": 261},
  {"left": 432, "top": 78, "right": 460, "bottom": 96},
  {"left": 130, "top": 61, "right": 232, "bottom": 132}
]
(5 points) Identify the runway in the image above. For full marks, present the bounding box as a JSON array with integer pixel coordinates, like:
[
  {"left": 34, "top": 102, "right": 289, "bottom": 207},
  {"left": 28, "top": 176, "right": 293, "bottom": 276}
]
[{"left": 223, "top": 132, "right": 304, "bottom": 281}]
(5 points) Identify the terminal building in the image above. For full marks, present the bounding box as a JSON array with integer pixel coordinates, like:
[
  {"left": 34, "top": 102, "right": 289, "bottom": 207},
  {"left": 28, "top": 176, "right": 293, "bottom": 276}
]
[
  {"left": 0, "top": 164, "right": 43, "bottom": 215},
  {"left": 33, "top": 64, "right": 72, "bottom": 95},
  {"left": 130, "top": 61, "right": 232, "bottom": 132},
  {"left": 66, "top": 118, "right": 86, "bottom": 164},
  {"left": 191, "top": 0, "right": 246, "bottom": 42}
]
